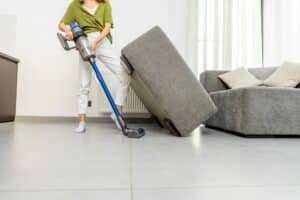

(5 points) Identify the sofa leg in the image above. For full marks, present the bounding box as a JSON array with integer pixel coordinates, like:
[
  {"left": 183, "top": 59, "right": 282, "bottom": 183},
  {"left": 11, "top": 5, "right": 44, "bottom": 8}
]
[
  {"left": 152, "top": 115, "right": 164, "bottom": 128},
  {"left": 164, "top": 119, "right": 181, "bottom": 137}
]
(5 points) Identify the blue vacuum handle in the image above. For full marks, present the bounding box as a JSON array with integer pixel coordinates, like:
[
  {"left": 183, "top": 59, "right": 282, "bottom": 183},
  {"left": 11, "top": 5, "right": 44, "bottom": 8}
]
[{"left": 90, "top": 61, "right": 122, "bottom": 118}]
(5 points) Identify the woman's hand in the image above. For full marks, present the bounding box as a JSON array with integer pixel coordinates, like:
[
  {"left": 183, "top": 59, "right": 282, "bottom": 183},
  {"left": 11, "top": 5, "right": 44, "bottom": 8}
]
[
  {"left": 65, "top": 29, "right": 74, "bottom": 41},
  {"left": 90, "top": 23, "right": 111, "bottom": 51},
  {"left": 91, "top": 36, "right": 104, "bottom": 51},
  {"left": 91, "top": 40, "right": 99, "bottom": 51},
  {"left": 58, "top": 22, "right": 73, "bottom": 41}
]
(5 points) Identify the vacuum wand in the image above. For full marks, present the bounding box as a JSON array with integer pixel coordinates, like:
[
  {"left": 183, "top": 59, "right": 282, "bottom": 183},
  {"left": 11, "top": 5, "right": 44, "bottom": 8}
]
[{"left": 57, "top": 21, "right": 145, "bottom": 139}]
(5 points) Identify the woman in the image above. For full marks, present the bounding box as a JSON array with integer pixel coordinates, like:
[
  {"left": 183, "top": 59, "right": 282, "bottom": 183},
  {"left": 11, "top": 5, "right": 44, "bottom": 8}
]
[{"left": 59, "top": 0, "right": 130, "bottom": 133}]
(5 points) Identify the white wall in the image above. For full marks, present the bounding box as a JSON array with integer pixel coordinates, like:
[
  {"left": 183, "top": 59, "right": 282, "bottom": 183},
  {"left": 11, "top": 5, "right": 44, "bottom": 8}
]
[
  {"left": 0, "top": 14, "right": 17, "bottom": 56},
  {"left": 0, "top": 0, "right": 188, "bottom": 117}
]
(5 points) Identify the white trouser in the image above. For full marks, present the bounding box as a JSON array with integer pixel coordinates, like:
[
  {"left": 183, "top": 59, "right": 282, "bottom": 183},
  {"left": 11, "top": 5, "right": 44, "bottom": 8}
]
[{"left": 78, "top": 32, "right": 131, "bottom": 114}]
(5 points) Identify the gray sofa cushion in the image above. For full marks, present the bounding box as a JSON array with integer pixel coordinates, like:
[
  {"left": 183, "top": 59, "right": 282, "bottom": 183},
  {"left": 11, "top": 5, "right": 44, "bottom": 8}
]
[
  {"left": 122, "top": 26, "right": 217, "bottom": 136},
  {"left": 206, "top": 87, "right": 300, "bottom": 135},
  {"left": 206, "top": 88, "right": 246, "bottom": 133}
]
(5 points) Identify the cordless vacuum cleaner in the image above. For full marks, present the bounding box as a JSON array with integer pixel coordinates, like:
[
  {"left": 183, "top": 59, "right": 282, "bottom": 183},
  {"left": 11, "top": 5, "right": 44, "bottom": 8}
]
[{"left": 57, "top": 21, "right": 145, "bottom": 139}]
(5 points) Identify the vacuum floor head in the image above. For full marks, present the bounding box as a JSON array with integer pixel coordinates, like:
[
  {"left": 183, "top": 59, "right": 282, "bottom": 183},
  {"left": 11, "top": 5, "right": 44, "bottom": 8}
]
[{"left": 125, "top": 128, "right": 146, "bottom": 139}]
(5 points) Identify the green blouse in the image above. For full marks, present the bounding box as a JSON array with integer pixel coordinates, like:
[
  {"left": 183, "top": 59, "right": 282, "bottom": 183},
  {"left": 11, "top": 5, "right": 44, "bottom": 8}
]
[{"left": 61, "top": 0, "right": 114, "bottom": 43}]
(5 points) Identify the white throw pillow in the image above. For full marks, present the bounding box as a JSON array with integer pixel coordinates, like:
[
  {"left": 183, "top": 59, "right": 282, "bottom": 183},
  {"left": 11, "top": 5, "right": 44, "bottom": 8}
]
[
  {"left": 218, "top": 68, "right": 263, "bottom": 89},
  {"left": 264, "top": 62, "right": 300, "bottom": 87}
]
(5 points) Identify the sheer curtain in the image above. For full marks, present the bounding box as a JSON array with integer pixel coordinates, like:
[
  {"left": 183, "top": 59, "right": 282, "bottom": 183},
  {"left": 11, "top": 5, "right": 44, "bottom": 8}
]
[
  {"left": 198, "top": 0, "right": 263, "bottom": 72},
  {"left": 186, "top": 0, "right": 199, "bottom": 75},
  {"left": 263, "top": 0, "right": 300, "bottom": 66}
]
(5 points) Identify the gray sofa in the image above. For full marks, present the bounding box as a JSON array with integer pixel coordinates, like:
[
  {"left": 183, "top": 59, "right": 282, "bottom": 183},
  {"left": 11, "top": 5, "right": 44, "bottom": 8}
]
[
  {"left": 0, "top": 52, "right": 19, "bottom": 122},
  {"left": 200, "top": 67, "right": 300, "bottom": 136}
]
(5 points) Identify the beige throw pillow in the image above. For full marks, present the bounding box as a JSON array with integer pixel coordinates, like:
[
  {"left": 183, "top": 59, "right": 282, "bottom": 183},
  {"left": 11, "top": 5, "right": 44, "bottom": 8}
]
[
  {"left": 264, "top": 62, "right": 300, "bottom": 87},
  {"left": 218, "top": 68, "right": 262, "bottom": 89}
]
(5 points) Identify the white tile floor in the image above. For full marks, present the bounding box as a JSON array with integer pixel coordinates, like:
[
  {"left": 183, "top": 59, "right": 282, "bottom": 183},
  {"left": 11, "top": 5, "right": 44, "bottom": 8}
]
[{"left": 0, "top": 120, "right": 300, "bottom": 200}]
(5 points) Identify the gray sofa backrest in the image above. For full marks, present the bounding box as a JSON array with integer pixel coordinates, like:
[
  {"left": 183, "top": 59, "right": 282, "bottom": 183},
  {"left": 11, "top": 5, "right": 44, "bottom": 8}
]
[
  {"left": 200, "top": 70, "right": 229, "bottom": 92},
  {"left": 248, "top": 67, "right": 277, "bottom": 80},
  {"left": 200, "top": 67, "right": 279, "bottom": 93}
]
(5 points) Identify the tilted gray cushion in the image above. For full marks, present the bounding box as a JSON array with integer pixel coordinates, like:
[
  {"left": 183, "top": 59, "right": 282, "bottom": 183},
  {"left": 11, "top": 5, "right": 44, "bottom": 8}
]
[{"left": 121, "top": 26, "right": 217, "bottom": 136}]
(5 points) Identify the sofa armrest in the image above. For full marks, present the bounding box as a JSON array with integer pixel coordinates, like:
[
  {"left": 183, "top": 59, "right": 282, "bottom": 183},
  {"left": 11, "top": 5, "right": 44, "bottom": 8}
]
[{"left": 200, "top": 70, "right": 229, "bottom": 93}]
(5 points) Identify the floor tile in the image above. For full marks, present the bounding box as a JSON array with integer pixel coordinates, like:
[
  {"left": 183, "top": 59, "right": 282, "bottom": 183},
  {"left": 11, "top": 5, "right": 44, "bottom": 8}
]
[
  {"left": 0, "top": 190, "right": 130, "bottom": 200},
  {"left": 0, "top": 121, "right": 131, "bottom": 190},
  {"left": 132, "top": 128, "right": 300, "bottom": 188},
  {"left": 1, "top": 121, "right": 300, "bottom": 200},
  {"left": 134, "top": 186, "right": 300, "bottom": 200}
]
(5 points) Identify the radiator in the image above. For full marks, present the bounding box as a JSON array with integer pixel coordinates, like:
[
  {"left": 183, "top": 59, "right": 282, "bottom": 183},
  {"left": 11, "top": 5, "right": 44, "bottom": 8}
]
[
  {"left": 93, "top": 72, "right": 148, "bottom": 114},
  {"left": 123, "top": 87, "right": 148, "bottom": 113}
]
